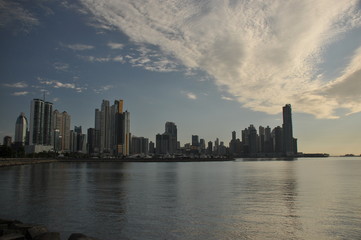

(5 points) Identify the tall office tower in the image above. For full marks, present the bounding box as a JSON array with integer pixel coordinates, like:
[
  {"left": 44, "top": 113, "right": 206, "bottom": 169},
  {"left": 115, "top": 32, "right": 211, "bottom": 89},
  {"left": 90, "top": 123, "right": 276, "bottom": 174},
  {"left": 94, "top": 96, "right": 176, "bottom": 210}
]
[
  {"left": 229, "top": 131, "right": 237, "bottom": 155},
  {"left": 273, "top": 126, "right": 283, "bottom": 154},
  {"left": 191, "top": 135, "right": 199, "bottom": 147},
  {"left": 87, "top": 128, "right": 100, "bottom": 155},
  {"left": 94, "top": 99, "right": 130, "bottom": 156},
  {"left": 282, "top": 104, "right": 296, "bottom": 155},
  {"left": 165, "top": 122, "right": 177, "bottom": 154},
  {"left": 214, "top": 138, "right": 219, "bottom": 155},
  {"left": 53, "top": 110, "right": 71, "bottom": 151},
  {"left": 199, "top": 139, "right": 205, "bottom": 152},
  {"left": 258, "top": 126, "right": 265, "bottom": 153},
  {"left": 149, "top": 141, "right": 155, "bottom": 154},
  {"left": 232, "top": 131, "right": 236, "bottom": 141},
  {"left": 72, "top": 126, "right": 86, "bottom": 153},
  {"left": 264, "top": 126, "right": 273, "bottom": 153},
  {"left": 15, "top": 112, "right": 28, "bottom": 146},
  {"left": 131, "top": 136, "right": 149, "bottom": 155},
  {"left": 207, "top": 141, "right": 213, "bottom": 155},
  {"left": 156, "top": 133, "right": 169, "bottom": 154},
  {"left": 29, "top": 99, "right": 53, "bottom": 145},
  {"left": 100, "top": 100, "right": 111, "bottom": 153},
  {"left": 248, "top": 125, "right": 258, "bottom": 154},
  {"left": 122, "top": 110, "right": 131, "bottom": 156}
]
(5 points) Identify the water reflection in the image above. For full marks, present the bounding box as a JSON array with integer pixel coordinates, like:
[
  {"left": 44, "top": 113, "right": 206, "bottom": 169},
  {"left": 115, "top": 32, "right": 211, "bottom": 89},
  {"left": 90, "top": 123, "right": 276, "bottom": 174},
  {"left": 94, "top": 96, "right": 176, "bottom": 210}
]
[{"left": 1, "top": 159, "right": 361, "bottom": 240}]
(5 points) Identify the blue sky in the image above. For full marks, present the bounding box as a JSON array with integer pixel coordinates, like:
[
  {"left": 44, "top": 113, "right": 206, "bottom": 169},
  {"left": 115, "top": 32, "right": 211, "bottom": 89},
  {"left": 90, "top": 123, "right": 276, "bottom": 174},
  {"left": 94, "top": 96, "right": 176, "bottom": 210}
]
[{"left": 1, "top": 0, "right": 361, "bottom": 155}]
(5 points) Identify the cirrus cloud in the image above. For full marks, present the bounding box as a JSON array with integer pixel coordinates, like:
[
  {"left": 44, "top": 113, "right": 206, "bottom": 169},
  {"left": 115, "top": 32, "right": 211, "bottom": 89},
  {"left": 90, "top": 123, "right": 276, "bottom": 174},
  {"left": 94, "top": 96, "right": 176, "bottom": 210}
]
[{"left": 80, "top": 0, "right": 361, "bottom": 118}]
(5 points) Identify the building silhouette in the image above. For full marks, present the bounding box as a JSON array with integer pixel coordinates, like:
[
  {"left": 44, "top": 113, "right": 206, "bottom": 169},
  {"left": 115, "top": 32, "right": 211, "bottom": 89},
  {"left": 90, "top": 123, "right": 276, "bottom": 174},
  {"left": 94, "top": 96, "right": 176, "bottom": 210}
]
[
  {"left": 53, "top": 110, "right": 71, "bottom": 151},
  {"left": 156, "top": 122, "right": 177, "bottom": 155},
  {"left": 29, "top": 99, "right": 53, "bottom": 146},
  {"left": 14, "top": 112, "right": 28, "bottom": 146},
  {"left": 282, "top": 104, "right": 297, "bottom": 156},
  {"left": 94, "top": 99, "right": 130, "bottom": 156}
]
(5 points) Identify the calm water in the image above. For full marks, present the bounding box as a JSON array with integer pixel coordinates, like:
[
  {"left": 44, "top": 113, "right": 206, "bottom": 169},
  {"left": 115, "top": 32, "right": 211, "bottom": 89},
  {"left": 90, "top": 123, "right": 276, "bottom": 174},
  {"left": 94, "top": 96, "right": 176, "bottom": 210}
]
[{"left": 1, "top": 158, "right": 361, "bottom": 240}]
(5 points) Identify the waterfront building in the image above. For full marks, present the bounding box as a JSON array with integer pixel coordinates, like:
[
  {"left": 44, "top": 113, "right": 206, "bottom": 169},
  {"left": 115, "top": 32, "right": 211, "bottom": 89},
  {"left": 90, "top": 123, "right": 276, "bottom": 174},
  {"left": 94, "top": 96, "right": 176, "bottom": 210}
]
[
  {"left": 53, "top": 110, "right": 71, "bottom": 151},
  {"left": 192, "top": 135, "right": 199, "bottom": 147},
  {"left": 29, "top": 99, "right": 53, "bottom": 146},
  {"left": 14, "top": 112, "right": 28, "bottom": 146},
  {"left": 282, "top": 104, "right": 297, "bottom": 155},
  {"left": 149, "top": 141, "right": 155, "bottom": 154},
  {"left": 165, "top": 122, "right": 177, "bottom": 154},
  {"left": 131, "top": 136, "right": 149, "bottom": 155},
  {"left": 3, "top": 136, "right": 12, "bottom": 147},
  {"left": 273, "top": 126, "right": 283, "bottom": 154},
  {"left": 156, "top": 122, "right": 177, "bottom": 155},
  {"left": 87, "top": 128, "right": 100, "bottom": 155},
  {"left": 94, "top": 99, "right": 130, "bottom": 156},
  {"left": 248, "top": 125, "right": 258, "bottom": 154}
]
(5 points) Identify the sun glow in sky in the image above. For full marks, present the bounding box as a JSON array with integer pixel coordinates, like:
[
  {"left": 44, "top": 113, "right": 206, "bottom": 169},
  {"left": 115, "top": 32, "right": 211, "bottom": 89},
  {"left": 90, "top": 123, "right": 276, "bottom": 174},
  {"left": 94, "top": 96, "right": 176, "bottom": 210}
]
[{"left": 1, "top": 0, "right": 361, "bottom": 155}]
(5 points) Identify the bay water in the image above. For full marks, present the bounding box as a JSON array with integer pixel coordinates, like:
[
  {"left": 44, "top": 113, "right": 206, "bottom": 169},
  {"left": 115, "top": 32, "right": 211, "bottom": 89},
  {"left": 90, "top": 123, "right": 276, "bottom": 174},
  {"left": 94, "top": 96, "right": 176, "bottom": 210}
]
[{"left": 1, "top": 157, "right": 360, "bottom": 240}]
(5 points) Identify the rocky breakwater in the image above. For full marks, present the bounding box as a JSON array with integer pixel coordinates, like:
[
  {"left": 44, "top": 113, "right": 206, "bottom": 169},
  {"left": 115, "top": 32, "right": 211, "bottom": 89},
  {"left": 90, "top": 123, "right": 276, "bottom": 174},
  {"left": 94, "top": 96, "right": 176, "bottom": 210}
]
[{"left": 0, "top": 219, "right": 99, "bottom": 240}]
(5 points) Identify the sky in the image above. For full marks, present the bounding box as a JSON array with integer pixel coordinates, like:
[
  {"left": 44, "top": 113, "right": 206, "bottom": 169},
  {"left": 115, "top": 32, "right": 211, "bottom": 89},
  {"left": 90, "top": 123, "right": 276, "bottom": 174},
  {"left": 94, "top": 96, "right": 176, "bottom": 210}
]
[{"left": 0, "top": 0, "right": 361, "bottom": 156}]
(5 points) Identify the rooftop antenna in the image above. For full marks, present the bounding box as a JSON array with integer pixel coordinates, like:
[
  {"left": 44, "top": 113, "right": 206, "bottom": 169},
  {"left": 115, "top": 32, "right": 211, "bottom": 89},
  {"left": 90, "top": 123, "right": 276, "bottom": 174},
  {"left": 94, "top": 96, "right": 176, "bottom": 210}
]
[{"left": 43, "top": 91, "right": 45, "bottom": 102}]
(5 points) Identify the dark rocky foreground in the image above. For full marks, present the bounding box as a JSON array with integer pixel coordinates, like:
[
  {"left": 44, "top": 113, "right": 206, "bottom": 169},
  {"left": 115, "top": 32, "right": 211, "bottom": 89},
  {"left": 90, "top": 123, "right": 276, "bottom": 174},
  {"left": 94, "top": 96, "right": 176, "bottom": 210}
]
[{"left": 0, "top": 219, "right": 99, "bottom": 240}]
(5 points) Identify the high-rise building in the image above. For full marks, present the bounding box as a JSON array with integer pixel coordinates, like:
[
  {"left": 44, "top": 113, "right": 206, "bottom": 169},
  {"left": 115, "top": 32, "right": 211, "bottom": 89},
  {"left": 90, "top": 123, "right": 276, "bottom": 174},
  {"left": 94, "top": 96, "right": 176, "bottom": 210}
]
[
  {"left": 87, "top": 128, "right": 100, "bottom": 155},
  {"left": 3, "top": 136, "right": 12, "bottom": 147},
  {"left": 94, "top": 99, "right": 130, "bottom": 156},
  {"left": 282, "top": 104, "right": 296, "bottom": 155},
  {"left": 131, "top": 136, "right": 149, "bottom": 155},
  {"left": 53, "top": 110, "right": 71, "bottom": 151},
  {"left": 14, "top": 112, "right": 28, "bottom": 146},
  {"left": 29, "top": 99, "right": 53, "bottom": 145},
  {"left": 191, "top": 135, "right": 199, "bottom": 147},
  {"left": 165, "top": 122, "right": 177, "bottom": 154}
]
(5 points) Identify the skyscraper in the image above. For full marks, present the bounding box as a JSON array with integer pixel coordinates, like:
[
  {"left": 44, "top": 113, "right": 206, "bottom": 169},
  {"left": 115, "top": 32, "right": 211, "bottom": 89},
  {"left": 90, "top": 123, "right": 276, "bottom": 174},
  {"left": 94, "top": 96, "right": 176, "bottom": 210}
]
[
  {"left": 29, "top": 99, "right": 53, "bottom": 145},
  {"left": 14, "top": 112, "right": 28, "bottom": 146},
  {"left": 53, "top": 110, "right": 71, "bottom": 151},
  {"left": 94, "top": 99, "right": 130, "bottom": 156},
  {"left": 165, "top": 122, "right": 177, "bottom": 154},
  {"left": 282, "top": 104, "right": 296, "bottom": 155},
  {"left": 156, "top": 122, "right": 177, "bottom": 155}
]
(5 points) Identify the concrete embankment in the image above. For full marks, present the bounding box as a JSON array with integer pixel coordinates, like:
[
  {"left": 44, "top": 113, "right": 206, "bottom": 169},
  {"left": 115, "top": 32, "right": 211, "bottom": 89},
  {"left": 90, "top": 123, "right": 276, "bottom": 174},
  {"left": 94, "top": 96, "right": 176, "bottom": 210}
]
[
  {"left": 0, "top": 158, "right": 58, "bottom": 168},
  {"left": 0, "top": 219, "right": 99, "bottom": 240}
]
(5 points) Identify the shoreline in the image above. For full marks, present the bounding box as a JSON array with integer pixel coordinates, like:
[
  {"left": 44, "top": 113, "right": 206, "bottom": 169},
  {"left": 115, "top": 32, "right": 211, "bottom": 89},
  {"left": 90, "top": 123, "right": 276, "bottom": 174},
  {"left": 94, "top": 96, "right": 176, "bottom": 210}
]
[{"left": 0, "top": 157, "right": 234, "bottom": 167}]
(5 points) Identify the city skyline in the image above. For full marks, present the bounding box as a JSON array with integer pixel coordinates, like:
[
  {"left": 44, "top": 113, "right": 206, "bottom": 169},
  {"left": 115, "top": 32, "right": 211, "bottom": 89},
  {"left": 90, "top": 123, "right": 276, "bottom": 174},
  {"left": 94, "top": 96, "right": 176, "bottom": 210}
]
[
  {"left": 4, "top": 98, "right": 298, "bottom": 157},
  {"left": 1, "top": 1, "right": 361, "bottom": 155}
]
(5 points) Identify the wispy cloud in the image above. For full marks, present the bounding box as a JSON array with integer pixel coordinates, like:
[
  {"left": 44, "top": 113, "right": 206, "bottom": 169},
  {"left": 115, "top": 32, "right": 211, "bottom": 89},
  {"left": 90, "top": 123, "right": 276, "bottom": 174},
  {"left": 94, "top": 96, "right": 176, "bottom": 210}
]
[
  {"left": 81, "top": 0, "right": 361, "bottom": 118},
  {"left": 182, "top": 91, "right": 197, "bottom": 100},
  {"left": 79, "top": 55, "right": 124, "bottom": 63},
  {"left": 221, "top": 96, "right": 233, "bottom": 101},
  {"left": 12, "top": 91, "right": 29, "bottom": 96},
  {"left": 53, "top": 62, "right": 70, "bottom": 71},
  {"left": 107, "top": 42, "right": 124, "bottom": 49},
  {"left": 63, "top": 43, "right": 94, "bottom": 51},
  {"left": 3, "top": 81, "right": 28, "bottom": 88},
  {"left": 94, "top": 85, "right": 113, "bottom": 94},
  {"left": 0, "top": 0, "right": 39, "bottom": 33},
  {"left": 38, "top": 77, "right": 86, "bottom": 93}
]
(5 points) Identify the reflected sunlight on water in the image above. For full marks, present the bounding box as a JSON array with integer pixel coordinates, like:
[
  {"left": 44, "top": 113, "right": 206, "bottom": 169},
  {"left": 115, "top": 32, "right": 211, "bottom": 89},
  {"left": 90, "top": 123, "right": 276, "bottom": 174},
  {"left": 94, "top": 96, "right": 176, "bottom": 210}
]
[{"left": 1, "top": 157, "right": 361, "bottom": 240}]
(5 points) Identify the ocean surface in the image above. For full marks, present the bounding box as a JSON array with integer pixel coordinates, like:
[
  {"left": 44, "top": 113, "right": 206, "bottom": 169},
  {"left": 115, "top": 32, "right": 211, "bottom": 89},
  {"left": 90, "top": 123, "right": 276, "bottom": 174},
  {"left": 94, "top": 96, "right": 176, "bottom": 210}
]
[{"left": 1, "top": 157, "right": 361, "bottom": 240}]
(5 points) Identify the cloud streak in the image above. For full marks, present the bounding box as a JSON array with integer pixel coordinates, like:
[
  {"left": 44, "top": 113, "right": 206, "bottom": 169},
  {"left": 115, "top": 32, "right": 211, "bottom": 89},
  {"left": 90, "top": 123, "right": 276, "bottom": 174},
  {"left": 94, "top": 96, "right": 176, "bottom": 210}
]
[
  {"left": 80, "top": 0, "right": 361, "bottom": 118},
  {"left": 38, "top": 78, "right": 86, "bottom": 93},
  {"left": 63, "top": 43, "right": 94, "bottom": 51},
  {"left": 0, "top": 0, "right": 39, "bottom": 33},
  {"left": 12, "top": 91, "right": 29, "bottom": 96},
  {"left": 3, "top": 81, "right": 28, "bottom": 88}
]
